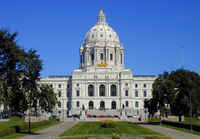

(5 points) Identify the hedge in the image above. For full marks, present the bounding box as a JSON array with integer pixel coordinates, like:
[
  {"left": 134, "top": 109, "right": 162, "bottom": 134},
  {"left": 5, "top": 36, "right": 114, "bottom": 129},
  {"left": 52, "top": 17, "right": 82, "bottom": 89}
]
[
  {"left": 162, "top": 120, "right": 200, "bottom": 132},
  {"left": 0, "top": 119, "right": 57, "bottom": 137}
]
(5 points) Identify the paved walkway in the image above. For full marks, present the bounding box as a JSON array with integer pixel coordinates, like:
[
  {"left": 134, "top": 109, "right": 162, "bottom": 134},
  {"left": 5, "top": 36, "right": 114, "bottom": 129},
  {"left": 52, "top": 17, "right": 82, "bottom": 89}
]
[
  {"left": 20, "top": 121, "right": 77, "bottom": 139},
  {"left": 140, "top": 124, "right": 200, "bottom": 139}
]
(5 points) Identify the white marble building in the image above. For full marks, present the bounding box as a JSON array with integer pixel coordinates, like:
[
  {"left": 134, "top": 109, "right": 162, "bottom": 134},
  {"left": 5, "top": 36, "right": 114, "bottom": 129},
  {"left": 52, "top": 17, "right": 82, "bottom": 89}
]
[{"left": 39, "top": 9, "right": 156, "bottom": 117}]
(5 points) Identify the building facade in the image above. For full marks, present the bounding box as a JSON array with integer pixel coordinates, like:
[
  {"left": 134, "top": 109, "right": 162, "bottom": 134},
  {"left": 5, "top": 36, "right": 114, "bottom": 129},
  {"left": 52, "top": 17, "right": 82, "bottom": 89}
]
[{"left": 39, "top": 9, "right": 156, "bottom": 117}]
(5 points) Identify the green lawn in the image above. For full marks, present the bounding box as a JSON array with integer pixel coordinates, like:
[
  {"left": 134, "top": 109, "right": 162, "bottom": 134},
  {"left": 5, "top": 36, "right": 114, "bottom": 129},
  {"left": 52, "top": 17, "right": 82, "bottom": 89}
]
[
  {"left": 60, "top": 121, "right": 167, "bottom": 138},
  {"left": 0, "top": 117, "right": 61, "bottom": 139}
]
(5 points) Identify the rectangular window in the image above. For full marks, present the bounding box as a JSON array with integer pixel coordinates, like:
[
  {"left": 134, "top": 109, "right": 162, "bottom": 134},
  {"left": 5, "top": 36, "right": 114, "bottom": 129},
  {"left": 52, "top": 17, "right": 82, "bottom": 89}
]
[
  {"left": 76, "top": 101, "right": 80, "bottom": 107},
  {"left": 135, "top": 84, "right": 138, "bottom": 88},
  {"left": 135, "top": 91, "right": 138, "bottom": 97},
  {"left": 67, "top": 102, "right": 69, "bottom": 108},
  {"left": 120, "top": 53, "right": 123, "bottom": 64},
  {"left": 58, "top": 84, "right": 61, "bottom": 88},
  {"left": 58, "top": 101, "right": 61, "bottom": 108},
  {"left": 125, "top": 90, "right": 128, "bottom": 96},
  {"left": 100, "top": 53, "right": 104, "bottom": 60},
  {"left": 144, "top": 91, "right": 147, "bottom": 97},
  {"left": 135, "top": 101, "right": 139, "bottom": 108},
  {"left": 80, "top": 54, "right": 82, "bottom": 63},
  {"left": 125, "top": 101, "right": 129, "bottom": 107},
  {"left": 91, "top": 54, "right": 94, "bottom": 61},
  {"left": 110, "top": 53, "right": 113, "bottom": 60},
  {"left": 76, "top": 90, "right": 80, "bottom": 96},
  {"left": 82, "top": 54, "right": 85, "bottom": 63},
  {"left": 58, "top": 91, "right": 61, "bottom": 97}
]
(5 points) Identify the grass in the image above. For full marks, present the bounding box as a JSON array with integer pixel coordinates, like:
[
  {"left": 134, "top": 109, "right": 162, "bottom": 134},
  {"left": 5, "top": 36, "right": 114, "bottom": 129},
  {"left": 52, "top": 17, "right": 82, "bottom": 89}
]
[
  {"left": 0, "top": 117, "right": 62, "bottom": 139},
  {"left": 60, "top": 121, "right": 166, "bottom": 138}
]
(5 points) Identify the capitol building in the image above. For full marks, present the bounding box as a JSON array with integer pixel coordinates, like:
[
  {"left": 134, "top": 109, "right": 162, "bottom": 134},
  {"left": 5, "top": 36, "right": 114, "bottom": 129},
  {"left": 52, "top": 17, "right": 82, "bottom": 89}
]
[{"left": 40, "top": 9, "right": 156, "bottom": 118}]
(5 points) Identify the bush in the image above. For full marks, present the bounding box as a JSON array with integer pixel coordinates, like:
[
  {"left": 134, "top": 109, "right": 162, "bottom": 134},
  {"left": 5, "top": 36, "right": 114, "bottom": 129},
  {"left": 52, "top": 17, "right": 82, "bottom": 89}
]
[
  {"left": 162, "top": 120, "right": 200, "bottom": 132},
  {"left": 10, "top": 116, "right": 23, "bottom": 122},
  {"left": 100, "top": 119, "right": 116, "bottom": 128},
  {"left": 0, "top": 119, "right": 58, "bottom": 137},
  {"left": 0, "top": 127, "right": 16, "bottom": 137}
]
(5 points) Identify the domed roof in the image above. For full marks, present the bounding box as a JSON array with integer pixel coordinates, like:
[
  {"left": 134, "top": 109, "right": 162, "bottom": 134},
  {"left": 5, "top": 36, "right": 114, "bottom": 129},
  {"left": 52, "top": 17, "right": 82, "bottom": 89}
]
[{"left": 84, "top": 9, "right": 120, "bottom": 44}]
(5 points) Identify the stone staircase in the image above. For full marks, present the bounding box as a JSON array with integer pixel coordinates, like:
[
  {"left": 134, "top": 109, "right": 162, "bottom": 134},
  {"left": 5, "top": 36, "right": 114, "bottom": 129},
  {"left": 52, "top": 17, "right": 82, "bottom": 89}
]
[{"left": 87, "top": 109, "right": 120, "bottom": 116}]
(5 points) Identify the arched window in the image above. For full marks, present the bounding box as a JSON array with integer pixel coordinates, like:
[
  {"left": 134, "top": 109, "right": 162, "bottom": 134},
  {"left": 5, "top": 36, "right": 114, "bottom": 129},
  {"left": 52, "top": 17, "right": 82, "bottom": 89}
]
[
  {"left": 111, "top": 85, "right": 117, "bottom": 96},
  {"left": 88, "top": 85, "right": 94, "bottom": 96},
  {"left": 89, "top": 101, "right": 94, "bottom": 109},
  {"left": 99, "top": 85, "right": 105, "bottom": 96}
]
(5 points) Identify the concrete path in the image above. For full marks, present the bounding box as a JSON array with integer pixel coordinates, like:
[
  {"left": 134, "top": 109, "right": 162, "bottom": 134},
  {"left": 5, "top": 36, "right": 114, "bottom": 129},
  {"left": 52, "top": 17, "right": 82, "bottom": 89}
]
[
  {"left": 140, "top": 124, "right": 200, "bottom": 139},
  {"left": 20, "top": 121, "right": 77, "bottom": 139}
]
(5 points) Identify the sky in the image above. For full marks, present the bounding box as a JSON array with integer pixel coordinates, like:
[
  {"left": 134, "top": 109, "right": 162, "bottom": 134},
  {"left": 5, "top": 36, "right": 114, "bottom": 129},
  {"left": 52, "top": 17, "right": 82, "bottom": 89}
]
[{"left": 0, "top": 0, "right": 200, "bottom": 77}]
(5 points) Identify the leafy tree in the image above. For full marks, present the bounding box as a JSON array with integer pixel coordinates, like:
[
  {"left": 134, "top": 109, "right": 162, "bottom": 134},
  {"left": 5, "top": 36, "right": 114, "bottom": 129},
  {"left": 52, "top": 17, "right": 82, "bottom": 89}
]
[
  {"left": 0, "top": 29, "right": 26, "bottom": 115},
  {"left": 148, "top": 69, "right": 200, "bottom": 121},
  {"left": 169, "top": 69, "right": 200, "bottom": 120},
  {"left": 39, "top": 84, "right": 57, "bottom": 113},
  {"left": 0, "top": 29, "right": 57, "bottom": 122},
  {"left": 22, "top": 49, "right": 42, "bottom": 116}
]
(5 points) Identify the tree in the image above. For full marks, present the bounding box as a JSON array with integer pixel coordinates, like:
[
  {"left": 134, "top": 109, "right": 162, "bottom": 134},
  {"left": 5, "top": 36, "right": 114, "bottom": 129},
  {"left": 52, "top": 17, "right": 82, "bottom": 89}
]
[
  {"left": 39, "top": 84, "right": 57, "bottom": 113},
  {"left": 169, "top": 69, "right": 200, "bottom": 120},
  {"left": 0, "top": 29, "right": 26, "bottom": 115},
  {"left": 22, "top": 49, "right": 42, "bottom": 116},
  {"left": 148, "top": 69, "right": 200, "bottom": 121},
  {"left": 150, "top": 72, "right": 176, "bottom": 116},
  {"left": 0, "top": 29, "right": 57, "bottom": 121}
]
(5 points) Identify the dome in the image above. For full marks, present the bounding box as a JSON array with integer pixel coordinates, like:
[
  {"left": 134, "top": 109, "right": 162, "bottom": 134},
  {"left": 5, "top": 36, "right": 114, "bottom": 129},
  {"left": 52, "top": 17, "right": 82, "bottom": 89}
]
[{"left": 84, "top": 9, "right": 120, "bottom": 44}]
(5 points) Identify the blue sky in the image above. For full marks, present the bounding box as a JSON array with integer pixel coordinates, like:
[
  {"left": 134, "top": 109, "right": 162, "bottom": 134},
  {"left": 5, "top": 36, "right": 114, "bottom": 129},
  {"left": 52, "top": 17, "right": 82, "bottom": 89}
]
[{"left": 1, "top": 0, "right": 200, "bottom": 77}]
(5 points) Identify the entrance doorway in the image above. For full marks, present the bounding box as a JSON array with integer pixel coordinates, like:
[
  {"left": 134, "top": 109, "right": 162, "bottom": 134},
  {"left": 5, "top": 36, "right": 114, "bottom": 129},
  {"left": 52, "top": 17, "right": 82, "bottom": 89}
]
[
  {"left": 89, "top": 101, "right": 94, "bottom": 109},
  {"left": 100, "top": 101, "right": 105, "bottom": 110},
  {"left": 111, "top": 101, "right": 116, "bottom": 109}
]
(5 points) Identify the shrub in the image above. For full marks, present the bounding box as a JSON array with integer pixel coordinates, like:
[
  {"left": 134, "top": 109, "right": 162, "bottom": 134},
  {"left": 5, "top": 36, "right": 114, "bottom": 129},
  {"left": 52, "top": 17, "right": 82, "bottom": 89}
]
[
  {"left": 162, "top": 120, "right": 200, "bottom": 132},
  {"left": 10, "top": 116, "right": 23, "bottom": 122},
  {"left": 0, "top": 128, "right": 16, "bottom": 137},
  {"left": 0, "top": 119, "right": 58, "bottom": 137},
  {"left": 100, "top": 119, "right": 116, "bottom": 128}
]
